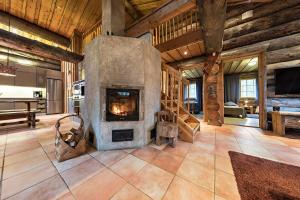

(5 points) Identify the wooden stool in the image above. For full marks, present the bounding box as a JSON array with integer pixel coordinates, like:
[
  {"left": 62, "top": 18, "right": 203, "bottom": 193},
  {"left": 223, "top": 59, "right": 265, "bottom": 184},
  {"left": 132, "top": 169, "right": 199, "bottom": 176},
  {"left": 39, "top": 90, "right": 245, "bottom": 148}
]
[{"left": 156, "top": 111, "right": 178, "bottom": 147}]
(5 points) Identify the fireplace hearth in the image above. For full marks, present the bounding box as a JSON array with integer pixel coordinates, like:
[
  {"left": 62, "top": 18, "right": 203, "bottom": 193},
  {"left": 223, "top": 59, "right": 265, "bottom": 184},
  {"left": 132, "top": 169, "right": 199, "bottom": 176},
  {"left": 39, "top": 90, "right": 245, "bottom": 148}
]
[
  {"left": 82, "top": 36, "right": 161, "bottom": 150},
  {"left": 106, "top": 88, "right": 139, "bottom": 121}
]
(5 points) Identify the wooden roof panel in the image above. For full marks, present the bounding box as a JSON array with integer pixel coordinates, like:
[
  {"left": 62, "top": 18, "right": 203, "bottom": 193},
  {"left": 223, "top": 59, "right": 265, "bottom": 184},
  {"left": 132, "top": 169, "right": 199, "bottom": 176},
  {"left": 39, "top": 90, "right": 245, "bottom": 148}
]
[{"left": 0, "top": 0, "right": 168, "bottom": 38}]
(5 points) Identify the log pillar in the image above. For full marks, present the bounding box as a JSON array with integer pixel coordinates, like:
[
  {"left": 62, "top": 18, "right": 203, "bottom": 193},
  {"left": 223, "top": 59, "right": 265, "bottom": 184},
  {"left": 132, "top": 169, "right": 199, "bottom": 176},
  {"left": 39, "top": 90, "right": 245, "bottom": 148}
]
[
  {"left": 203, "top": 55, "right": 224, "bottom": 126},
  {"left": 198, "top": 0, "right": 226, "bottom": 126}
]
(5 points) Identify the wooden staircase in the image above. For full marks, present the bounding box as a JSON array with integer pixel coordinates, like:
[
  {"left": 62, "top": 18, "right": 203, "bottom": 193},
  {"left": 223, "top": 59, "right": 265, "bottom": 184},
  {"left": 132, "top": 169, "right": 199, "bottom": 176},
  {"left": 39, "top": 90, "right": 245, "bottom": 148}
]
[{"left": 161, "top": 64, "right": 200, "bottom": 143}]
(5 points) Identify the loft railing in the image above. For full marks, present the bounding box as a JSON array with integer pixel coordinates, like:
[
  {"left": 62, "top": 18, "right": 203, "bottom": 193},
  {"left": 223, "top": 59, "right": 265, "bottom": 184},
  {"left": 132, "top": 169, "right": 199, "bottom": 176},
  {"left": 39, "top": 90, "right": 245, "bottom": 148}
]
[
  {"left": 152, "top": 9, "right": 200, "bottom": 46},
  {"left": 83, "top": 21, "right": 102, "bottom": 48}
]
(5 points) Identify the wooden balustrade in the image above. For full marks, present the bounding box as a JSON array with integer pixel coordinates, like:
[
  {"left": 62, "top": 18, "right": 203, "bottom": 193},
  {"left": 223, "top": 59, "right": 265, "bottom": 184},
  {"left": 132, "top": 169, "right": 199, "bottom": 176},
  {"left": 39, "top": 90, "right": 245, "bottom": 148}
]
[
  {"left": 152, "top": 9, "right": 200, "bottom": 46},
  {"left": 161, "top": 64, "right": 190, "bottom": 115},
  {"left": 83, "top": 21, "right": 102, "bottom": 48}
]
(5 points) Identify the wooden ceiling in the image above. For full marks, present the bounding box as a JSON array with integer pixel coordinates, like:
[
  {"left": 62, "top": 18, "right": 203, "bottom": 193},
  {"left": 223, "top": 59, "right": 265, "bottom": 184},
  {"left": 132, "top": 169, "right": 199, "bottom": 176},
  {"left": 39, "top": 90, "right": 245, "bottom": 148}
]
[
  {"left": 129, "top": 0, "right": 167, "bottom": 15},
  {"left": 161, "top": 41, "right": 205, "bottom": 63},
  {"left": 0, "top": 0, "right": 167, "bottom": 38},
  {"left": 182, "top": 57, "right": 258, "bottom": 79},
  {"left": 182, "top": 68, "right": 203, "bottom": 79},
  {"left": 0, "top": 0, "right": 102, "bottom": 38},
  {"left": 223, "top": 57, "right": 258, "bottom": 75}
]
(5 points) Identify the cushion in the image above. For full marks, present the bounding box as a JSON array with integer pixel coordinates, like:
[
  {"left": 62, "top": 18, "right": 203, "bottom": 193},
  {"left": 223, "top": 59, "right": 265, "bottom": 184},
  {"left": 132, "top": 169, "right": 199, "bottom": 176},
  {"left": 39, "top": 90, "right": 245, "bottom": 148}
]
[{"left": 225, "top": 101, "right": 238, "bottom": 106}]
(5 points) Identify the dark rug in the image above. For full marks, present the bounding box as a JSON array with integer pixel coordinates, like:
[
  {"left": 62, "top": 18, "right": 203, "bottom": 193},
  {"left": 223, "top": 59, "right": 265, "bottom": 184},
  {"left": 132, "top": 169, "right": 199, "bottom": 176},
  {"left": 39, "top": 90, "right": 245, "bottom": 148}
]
[{"left": 229, "top": 151, "right": 300, "bottom": 200}]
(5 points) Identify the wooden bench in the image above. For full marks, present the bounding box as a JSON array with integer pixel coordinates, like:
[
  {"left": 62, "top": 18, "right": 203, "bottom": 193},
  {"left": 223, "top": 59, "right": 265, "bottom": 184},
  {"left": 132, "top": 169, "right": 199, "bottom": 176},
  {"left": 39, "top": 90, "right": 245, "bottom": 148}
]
[
  {"left": 271, "top": 111, "right": 300, "bottom": 136},
  {"left": 0, "top": 110, "right": 41, "bottom": 128}
]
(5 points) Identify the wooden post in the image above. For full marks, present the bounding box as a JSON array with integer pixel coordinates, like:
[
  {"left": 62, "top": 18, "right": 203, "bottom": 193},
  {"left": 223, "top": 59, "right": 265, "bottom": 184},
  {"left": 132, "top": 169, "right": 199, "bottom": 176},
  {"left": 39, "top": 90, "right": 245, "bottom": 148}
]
[
  {"left": 187, "top": 82, "right": 190, "bottom": 112},
  {"left": 259, "top": 52, "right": 267, "bottom": 129},
  {"left": 165, "top": 67, "right": 169, "bottom": 109},
  {"left": 170, "top": 75, "right": 174, "bottom": 112}
]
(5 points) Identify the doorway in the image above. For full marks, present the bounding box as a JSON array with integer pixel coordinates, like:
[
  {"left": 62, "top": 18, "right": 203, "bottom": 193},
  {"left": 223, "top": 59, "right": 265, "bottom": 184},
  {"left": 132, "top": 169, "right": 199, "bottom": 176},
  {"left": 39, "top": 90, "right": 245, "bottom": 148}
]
[{"left": 222, "top": 52, "right": 267, "bottom": 129}]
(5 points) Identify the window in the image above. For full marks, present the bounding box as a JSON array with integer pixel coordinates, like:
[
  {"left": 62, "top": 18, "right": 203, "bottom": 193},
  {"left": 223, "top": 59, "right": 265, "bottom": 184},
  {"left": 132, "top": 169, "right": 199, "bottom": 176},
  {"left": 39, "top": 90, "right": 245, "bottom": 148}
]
[
  {"left": 240, "top": 79, "right": 256, "bottom": 98},
  {"left": 185, "top": 82, "right": 197, "bottom": 99}
]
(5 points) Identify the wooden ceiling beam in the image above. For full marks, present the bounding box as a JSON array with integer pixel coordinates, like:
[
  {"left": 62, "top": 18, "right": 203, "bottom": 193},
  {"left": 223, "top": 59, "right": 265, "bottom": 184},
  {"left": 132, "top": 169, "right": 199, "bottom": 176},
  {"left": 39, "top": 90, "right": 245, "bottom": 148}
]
[
  {"left": 0, "top": 51, "right": 61, "bottom": 70},
  {"left": 199, "top": 0, "right": 227, "bottom": 55},
  {"left": 155, "top": 30, "right": 203, "bottom": 52},
  {"left": 125, "top": 0, "right": 196, "bottom": 37},
  {"left": 125, "top": 0, "right": 142, "bottom": 20},
  {"left": 0, "top": 45, "right": 60, "bottom": 65},
  {"left": 227, "top": 0, "right": 272, "bottom": 6},
  {"left": 0, "top": 29, "right": 83, "bottom": 63},
  {"left": 0, "top": 11, "right": 70, "bottom": 47}
]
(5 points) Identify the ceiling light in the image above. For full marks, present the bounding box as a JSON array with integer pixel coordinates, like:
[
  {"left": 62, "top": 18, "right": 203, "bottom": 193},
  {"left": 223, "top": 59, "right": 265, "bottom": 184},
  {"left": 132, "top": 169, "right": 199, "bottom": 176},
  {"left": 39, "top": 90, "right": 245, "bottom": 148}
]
[
  {"left": 248, "top": 59, "right": 257, "bottom": 67},
  {"left": 184, "top": 51, "right": 188, "bottom": 55},
  {"left": 0, "top": 55, "right": 7, "bottom": 60},
  {"left": 17, "top": 59, "right": 32, "bottom": 65},
  {"left": 0, "top": 72, "right": 16, "bottom": 77}
]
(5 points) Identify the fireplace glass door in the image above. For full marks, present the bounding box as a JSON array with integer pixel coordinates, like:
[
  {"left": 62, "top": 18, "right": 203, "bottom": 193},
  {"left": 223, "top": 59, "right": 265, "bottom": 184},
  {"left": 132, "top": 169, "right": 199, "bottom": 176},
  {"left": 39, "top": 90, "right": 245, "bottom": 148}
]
[{"left": 106, "top": 88, "right": 139, "bottom": 121}]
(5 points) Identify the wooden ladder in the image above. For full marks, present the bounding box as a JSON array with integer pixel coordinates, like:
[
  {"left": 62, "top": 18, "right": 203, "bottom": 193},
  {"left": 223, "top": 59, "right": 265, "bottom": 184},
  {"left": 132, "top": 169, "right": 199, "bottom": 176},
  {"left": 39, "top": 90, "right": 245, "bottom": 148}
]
[{"left": 161, "top": 64, "right": 200, "bottom": 143}]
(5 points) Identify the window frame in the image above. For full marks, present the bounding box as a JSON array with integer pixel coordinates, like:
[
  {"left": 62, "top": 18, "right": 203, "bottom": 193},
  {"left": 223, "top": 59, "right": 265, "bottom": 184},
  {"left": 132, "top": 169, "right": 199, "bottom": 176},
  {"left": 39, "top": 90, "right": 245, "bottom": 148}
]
[
  {"left": 186, "top": 82, "right": 197, "bottom": 100},
  {"left": 240, "top": 78, "right": 257, "bottom": 98}
]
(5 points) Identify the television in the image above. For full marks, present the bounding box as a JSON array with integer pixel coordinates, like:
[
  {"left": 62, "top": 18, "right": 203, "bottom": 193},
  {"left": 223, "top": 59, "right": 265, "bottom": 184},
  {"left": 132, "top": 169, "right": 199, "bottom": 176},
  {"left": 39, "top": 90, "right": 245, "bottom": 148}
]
[{"left": 275, "top": 67, "right": 300, "bottom": 95}]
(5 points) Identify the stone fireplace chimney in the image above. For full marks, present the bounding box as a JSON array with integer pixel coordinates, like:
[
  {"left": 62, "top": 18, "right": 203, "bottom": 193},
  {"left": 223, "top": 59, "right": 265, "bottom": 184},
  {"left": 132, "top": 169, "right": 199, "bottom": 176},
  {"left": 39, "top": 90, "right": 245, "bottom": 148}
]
[{"left": 102, "top": 0, "right": 125, "bottom": 36}]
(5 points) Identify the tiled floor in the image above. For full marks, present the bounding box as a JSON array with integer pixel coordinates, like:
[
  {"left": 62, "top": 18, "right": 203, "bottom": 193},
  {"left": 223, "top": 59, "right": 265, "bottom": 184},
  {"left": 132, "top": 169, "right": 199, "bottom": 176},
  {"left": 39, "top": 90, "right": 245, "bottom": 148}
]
[{"left": 0, "top": 114, "right": 300, "bottom": 200}]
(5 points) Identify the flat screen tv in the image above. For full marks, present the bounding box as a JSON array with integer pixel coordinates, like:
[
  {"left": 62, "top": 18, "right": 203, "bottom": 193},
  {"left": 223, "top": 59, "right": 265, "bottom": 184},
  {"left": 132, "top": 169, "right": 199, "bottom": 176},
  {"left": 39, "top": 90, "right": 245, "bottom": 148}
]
[{"left": 275, "top": 67, "right": 300, "bottom": 95}]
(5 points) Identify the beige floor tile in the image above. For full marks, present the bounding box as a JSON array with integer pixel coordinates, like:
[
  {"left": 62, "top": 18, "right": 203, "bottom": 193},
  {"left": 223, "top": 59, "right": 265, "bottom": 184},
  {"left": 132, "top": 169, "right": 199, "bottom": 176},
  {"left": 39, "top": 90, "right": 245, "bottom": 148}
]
[
  {"left": 110, "top": 154, "right": 147, "bottom": 181},
  {"left": 191, "top": 142, "right": 215, "bottom": 154},
  {"left": 52, "top": 154, "right": 91, "bottom": 173},
  {"left": 41, "top": 143, "right": 55, "bottom": 154},
  {"left": 163, "top": 176, "right": 214, "bottom": 200},
  {"left": 177, "top": 159, "right": 214, "bottom": 192},
  {"left": 240, "top": 145, "right": 278, "bottom": 161},
  {"left": 4, "top": 147, "right": 44, "bottom": 166},
  {"left": 0, "top": 156, "right": 3, "bottom": 168},
  {"left": 151, "top": 151, "right": 184, "bottom": 174},
  {"left": 6, "top": 133, "right": 35, "bottom": 144},
  {"left": 6, "top": 175, "right": 69, "bottom": 200},
  {"left": 150, "top": 143, "right": 168, "bottom": 151},
  {"left": 5, "top": 140, "right": 41, "bottom": 156},
  {"left": 163, "top": 141, "right": 191, "bottom": 157},
  {"left": 132, "top": 146, "right": 160, "bottom": 162},
  {"left": 215, "top": 170, "right": 241, "bottom": 200},
  {"left": 273, "top": 151, "right": 300, "bottom": 167},
  {"left": 93, "top": 150, "right": 128, "bottom": 167},
  {"left": 57, "top": 192, "right": 75, "bottom": 200},
  {"left": 0, "top": 135, "right": 6, "bottom": 146},
  {"left": 130, "top": 164, "right": 174, "bottom": 200},
  {"left": 215, "top": 155, "right": 234, "bottom": 175},
  {"left": 1, "top": 115, "right": 300, "bottom": 200},
  {"left": 111, "top": 184, "right": 151, "bottom": 200},
  {"left": 3, "top": 153, "right": 50, "bottom": 179},
  {"left": 122, "top": 148, "right": 136, "bottom": 153},
  {"left": 71, "top": 168, "right": 126, "bottom": 200},
  {"left": 1, "top": 162, "right": 58, "bottom": 199},
  {"left": 215, "top": 195, "right": 228, "bottom": 200},
  {"left": 61, "top": 158, "right": 105, "bottom": 189},
  {"left": 186, "top": 150, "right": 214, "bottom": 168}
]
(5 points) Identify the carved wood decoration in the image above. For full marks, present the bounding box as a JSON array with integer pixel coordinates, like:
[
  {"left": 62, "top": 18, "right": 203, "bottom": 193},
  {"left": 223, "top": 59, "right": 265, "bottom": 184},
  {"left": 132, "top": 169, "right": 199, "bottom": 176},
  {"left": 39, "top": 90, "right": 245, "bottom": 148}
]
[{"left": 198, "top": 0, "right": 227, "bottom": 126}]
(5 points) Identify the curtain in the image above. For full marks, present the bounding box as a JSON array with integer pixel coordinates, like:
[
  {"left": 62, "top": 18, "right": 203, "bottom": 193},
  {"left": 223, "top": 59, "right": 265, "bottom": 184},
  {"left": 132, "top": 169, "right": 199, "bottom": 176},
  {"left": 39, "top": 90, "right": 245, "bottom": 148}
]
[
  {"left": 224, "top": 74, "right": 240, "bottom": 103},
  {"left": 256, "top": 74, "right": 259, "bottom": 101}
]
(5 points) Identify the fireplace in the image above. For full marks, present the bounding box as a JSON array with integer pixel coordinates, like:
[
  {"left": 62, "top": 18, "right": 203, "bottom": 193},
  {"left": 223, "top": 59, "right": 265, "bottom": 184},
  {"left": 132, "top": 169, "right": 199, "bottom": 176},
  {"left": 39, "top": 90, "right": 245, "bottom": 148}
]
[{"left": 106, "top": 88, "right": 139, "bottom": 121}]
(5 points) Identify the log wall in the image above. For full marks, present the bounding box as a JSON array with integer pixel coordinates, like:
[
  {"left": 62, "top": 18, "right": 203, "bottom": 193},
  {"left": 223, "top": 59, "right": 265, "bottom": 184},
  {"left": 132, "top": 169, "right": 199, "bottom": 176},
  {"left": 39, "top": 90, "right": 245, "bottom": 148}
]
[{"left": 225, "top": 0, "right": 300, "bottom": 113}]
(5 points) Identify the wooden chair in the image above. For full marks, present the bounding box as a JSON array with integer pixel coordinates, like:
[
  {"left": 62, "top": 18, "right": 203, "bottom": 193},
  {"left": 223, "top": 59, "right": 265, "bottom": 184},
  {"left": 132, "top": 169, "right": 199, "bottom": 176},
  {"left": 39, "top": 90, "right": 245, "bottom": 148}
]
[{"left": 156, "top": 110, "right": 178, "bottom": 147}]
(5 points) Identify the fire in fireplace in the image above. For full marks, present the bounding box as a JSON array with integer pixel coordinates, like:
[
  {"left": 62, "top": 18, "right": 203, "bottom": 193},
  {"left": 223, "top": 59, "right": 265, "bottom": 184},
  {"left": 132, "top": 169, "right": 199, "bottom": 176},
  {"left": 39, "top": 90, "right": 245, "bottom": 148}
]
[{"left": 106, "top": 88, "right": 139, "bottom": 121}]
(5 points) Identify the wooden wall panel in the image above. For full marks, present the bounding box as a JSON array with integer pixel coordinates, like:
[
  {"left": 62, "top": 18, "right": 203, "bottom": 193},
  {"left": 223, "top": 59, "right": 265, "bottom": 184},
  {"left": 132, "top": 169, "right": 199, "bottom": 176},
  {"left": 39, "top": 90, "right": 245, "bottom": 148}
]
[{"left": 223, "top": 1, "right": 300, "bottom": 127}]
